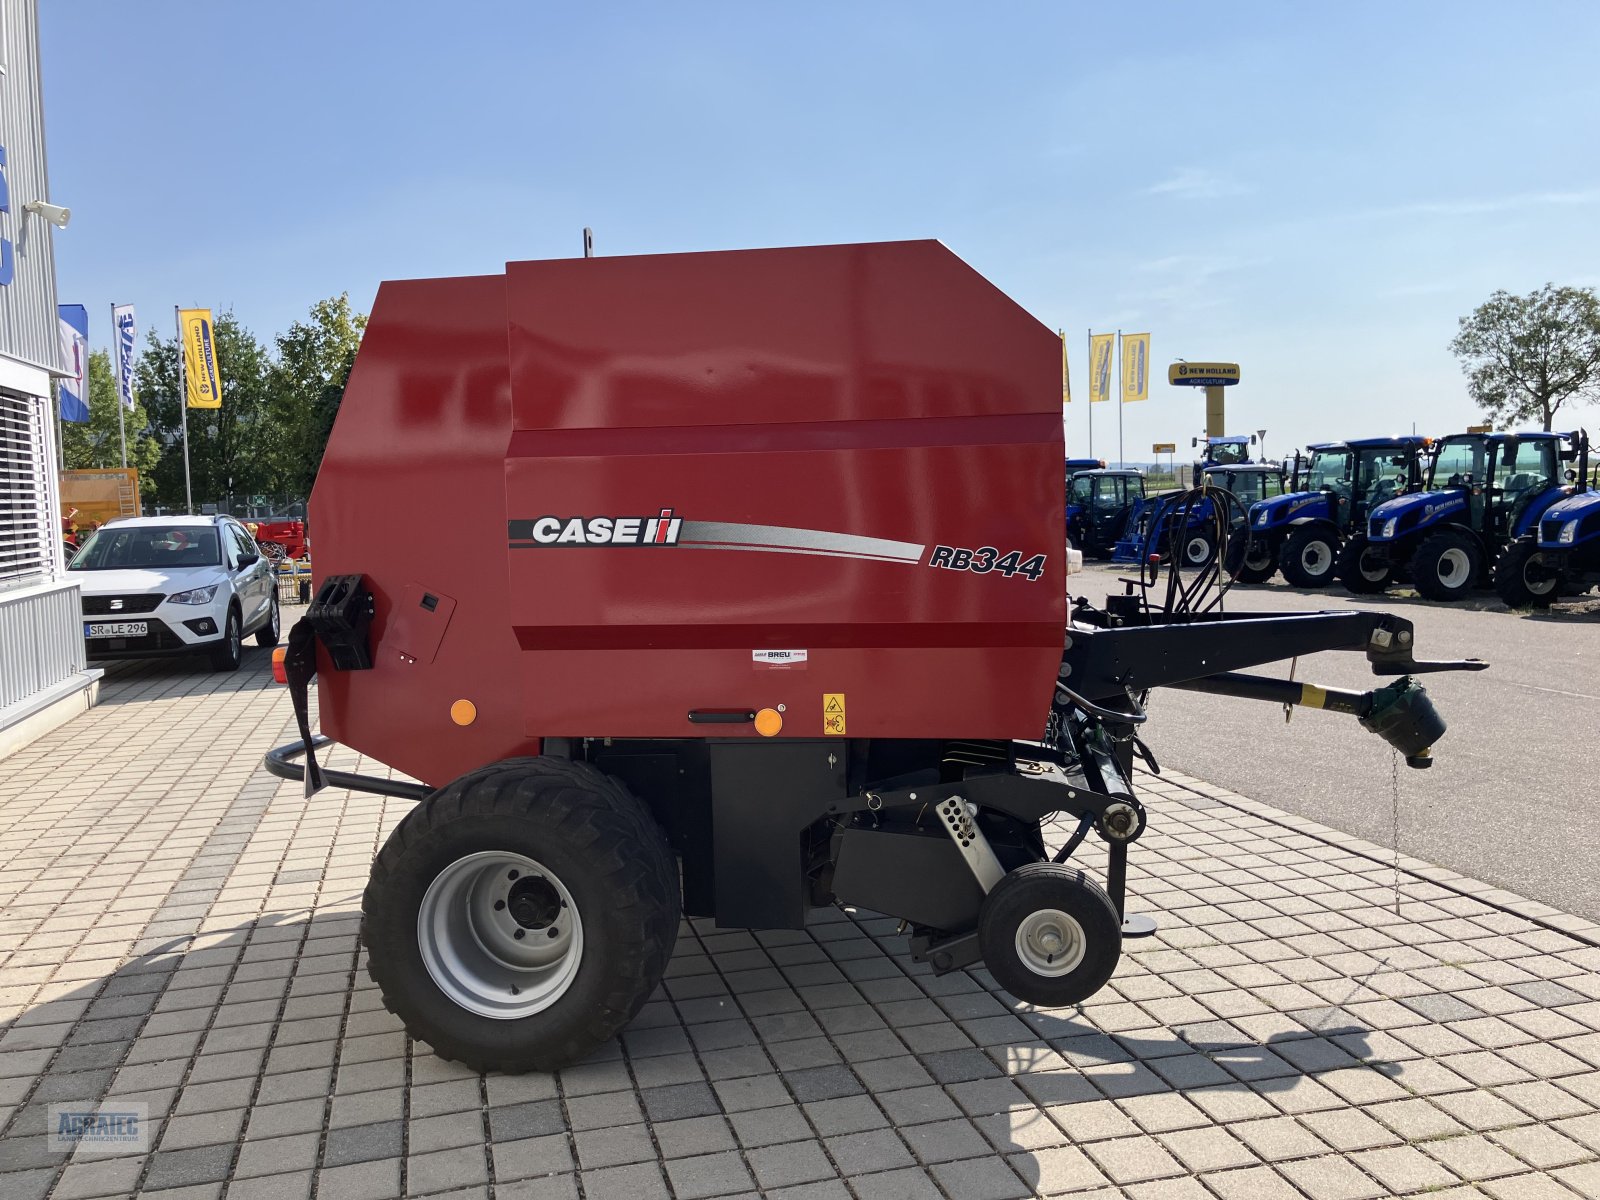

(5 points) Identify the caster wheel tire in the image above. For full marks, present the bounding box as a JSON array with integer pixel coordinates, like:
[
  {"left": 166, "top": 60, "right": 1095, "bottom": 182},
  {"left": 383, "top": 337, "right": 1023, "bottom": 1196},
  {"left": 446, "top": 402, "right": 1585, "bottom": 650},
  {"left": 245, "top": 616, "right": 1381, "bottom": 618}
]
[
  {"left": 362, "top": 757, "right": 680, "bottom": 1073},
  {"left": 978, "top": 863, "right": 1122, "bottom": 1008},
  {"left": 1336, "top": 534, "right": 1393, "bottom": 594}
]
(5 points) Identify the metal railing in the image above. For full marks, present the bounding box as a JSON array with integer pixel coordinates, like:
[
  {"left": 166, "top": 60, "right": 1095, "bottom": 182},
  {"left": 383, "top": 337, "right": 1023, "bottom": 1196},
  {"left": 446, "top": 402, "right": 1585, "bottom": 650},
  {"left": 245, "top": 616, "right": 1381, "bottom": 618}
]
[{"left": 0, "top": 578, "right": 87, "bottom": 713}]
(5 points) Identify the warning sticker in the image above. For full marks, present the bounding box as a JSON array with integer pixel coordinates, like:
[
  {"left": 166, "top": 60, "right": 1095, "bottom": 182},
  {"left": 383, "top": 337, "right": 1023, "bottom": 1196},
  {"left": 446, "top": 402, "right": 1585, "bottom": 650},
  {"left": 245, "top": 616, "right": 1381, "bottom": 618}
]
[{"left": 823, "top": 693, "right": 846, "bottom": 736}]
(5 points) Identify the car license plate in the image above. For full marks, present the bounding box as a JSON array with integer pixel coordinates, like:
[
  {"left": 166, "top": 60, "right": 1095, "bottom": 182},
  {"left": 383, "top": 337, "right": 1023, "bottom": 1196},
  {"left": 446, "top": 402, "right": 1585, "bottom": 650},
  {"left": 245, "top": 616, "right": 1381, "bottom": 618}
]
[{"left": 84, "top": 621, "right": 147, "bottom": 638}]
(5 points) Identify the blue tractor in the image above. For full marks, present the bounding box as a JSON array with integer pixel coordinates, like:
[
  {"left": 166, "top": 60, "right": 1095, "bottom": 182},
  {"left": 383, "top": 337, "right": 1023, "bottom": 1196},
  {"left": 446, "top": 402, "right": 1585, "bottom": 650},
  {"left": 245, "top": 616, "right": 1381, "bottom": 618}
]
[
  {"left": 1493, "top": 444, "right": 1597, "bottom": 607},
  {"left": 1190, "top": 434, "right": 1256, "bottom": 485},
  {"left": 1237, "top": 437, "right": 1428, "bottom": 587},
  {"left": 1355, "top": 430, "right": 1584, "bottom": 601},
  {"left": 1111, "top": 461, "right": 1284, "bottom": 569},
  {"left": 1067, "top": 468, "right": 1144, "bottom": 559}
]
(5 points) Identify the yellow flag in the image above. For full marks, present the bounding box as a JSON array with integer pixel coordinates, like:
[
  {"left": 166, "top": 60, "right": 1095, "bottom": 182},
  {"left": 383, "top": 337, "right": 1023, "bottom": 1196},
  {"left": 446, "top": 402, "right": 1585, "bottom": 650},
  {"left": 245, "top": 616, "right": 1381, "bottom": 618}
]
[
  {"left": 1089, "top": 333, "right": 1114, "bottom": 403},
  {"left": 179, "top": 309, "right": 223, "bottom": 409},
  {"left": 1121, "top": 332, "right": 1150, "bottom": 403},
  {"left": 1059, "top": 330, "right": 1071, "bottom": 406}
]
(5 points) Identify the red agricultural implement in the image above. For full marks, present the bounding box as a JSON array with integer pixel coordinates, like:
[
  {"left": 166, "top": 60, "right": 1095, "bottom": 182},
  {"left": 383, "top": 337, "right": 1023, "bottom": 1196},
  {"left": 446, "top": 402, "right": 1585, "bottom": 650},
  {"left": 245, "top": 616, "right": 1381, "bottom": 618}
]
[
  {"left": 265, "top": 241, "right": 1484, "bottom": 1072},
  {"left": 246, "top": 518, "right": 308, "bottom": 562}
]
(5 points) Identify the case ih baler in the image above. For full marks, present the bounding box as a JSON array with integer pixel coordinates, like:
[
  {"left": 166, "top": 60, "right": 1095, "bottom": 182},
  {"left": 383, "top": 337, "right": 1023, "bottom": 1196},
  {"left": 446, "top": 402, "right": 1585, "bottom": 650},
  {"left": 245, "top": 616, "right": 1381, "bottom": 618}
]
[{"left": 266, "top": 241, "right": 1483, "bottom": 1072}]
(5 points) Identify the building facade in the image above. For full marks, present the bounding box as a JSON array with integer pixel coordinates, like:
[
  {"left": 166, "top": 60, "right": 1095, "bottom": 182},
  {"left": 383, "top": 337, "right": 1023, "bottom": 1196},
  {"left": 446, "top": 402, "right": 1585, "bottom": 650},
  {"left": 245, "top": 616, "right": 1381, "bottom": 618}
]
[{"left": 0, "top": 0, "right": 98, "bottom": 755}]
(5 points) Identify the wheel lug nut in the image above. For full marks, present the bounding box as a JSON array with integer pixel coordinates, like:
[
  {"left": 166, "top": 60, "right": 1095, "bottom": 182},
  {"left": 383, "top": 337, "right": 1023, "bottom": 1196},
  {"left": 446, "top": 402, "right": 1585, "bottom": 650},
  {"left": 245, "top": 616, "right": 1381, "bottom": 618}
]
[
  {"left": 514, "top": 929, "right": 525, "bottom": 940},
  {"left": 547, "top": 927, "right": 559, "bottom": 939},
  {"left": 507, "top": 869, "right": 519, "bottom": 880},
  {"left": 494, "top": 900, "right": 506, "bottom": 911}
]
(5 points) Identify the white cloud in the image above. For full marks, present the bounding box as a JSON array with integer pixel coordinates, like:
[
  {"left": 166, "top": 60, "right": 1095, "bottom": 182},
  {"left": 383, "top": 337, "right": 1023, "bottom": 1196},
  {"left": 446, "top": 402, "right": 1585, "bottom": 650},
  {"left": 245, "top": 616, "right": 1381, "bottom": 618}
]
[
  {"left": 1143, "top": 168, "right": 1250, "bottom": 200},
  {"left": 1356, "top": 188, "right": 1600, "bottom": 221}
]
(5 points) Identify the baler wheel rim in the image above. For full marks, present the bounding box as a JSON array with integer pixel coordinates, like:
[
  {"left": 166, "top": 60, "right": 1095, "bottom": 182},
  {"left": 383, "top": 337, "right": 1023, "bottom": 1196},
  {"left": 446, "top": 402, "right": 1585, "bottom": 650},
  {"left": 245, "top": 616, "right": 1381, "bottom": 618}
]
[{"left": 417, "top": 850, "right": 584, "bottom": 1020}]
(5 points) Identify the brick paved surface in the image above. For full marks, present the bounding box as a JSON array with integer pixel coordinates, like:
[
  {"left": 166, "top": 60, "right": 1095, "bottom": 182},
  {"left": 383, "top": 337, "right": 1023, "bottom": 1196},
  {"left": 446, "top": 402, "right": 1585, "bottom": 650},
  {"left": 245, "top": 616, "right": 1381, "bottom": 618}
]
[{"left": 2, "top": 642, "right": 1599, "bottom": 1198}]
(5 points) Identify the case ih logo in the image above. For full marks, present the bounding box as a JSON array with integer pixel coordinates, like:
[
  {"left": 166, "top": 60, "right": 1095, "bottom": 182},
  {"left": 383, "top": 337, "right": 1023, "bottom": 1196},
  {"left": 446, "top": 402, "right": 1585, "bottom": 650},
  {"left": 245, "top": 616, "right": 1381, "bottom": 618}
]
[{"left": 510, "top": 510, "right": 682, "bottom": 547}]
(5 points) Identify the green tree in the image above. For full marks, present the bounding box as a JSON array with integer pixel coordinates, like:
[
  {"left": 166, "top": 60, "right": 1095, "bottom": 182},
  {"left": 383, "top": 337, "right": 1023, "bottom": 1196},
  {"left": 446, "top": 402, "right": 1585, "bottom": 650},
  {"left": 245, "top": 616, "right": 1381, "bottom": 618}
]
[
  {"left": 60, "top": 349, "right": 163, "bottom": 475},
  {"left": 1450, "top": 284, "right": 1600, "bottom": 431},
  {"left": 264, "top": 294, "right": 367, "bottom": 499},
  {"left": 135, "top": 312, "right": 273, "bottom": 511}
]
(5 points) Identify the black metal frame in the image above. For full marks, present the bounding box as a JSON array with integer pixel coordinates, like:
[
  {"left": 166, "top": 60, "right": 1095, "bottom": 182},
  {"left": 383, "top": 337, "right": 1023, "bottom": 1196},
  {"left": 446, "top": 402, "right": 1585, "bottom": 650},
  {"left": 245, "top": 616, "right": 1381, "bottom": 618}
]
[{"left": 263, "top": 587, "right": 1486, "bottom": 990}]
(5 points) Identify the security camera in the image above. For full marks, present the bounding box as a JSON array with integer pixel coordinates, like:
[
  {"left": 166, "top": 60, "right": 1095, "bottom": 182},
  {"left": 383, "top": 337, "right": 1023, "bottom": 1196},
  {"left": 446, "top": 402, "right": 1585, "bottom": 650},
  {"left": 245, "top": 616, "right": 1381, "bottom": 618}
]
[{"left": 23, "top": 200, "right": 70, "bottom": 228}]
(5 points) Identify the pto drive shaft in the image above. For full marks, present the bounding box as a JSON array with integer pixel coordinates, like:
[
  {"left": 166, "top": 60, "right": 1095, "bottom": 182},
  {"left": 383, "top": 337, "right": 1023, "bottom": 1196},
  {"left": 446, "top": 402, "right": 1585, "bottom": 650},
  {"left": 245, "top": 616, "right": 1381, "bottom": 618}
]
[{"left": 1170, "top": 674, "right": 1445, "bottom": 768}]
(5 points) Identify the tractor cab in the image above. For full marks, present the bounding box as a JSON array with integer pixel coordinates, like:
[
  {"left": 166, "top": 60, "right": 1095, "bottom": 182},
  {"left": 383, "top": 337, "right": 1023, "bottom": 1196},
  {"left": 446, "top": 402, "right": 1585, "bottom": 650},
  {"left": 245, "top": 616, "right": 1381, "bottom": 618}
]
[
  {"left": 1203, "top": 462, "right": 1288, "bottom": 508},
  {"left": 1495, "top": 433, "right": 1596, "bottom": 607},
  {"left": 1066, "top": 468, "right": 1144, "bottom": 559},
  {"left": 1063, "top": 457, "right": 1107, "bottom": 504},
  {"left": 1359, "top": 430, "right": 1580, "bottom": 600},
  {"left": 1190, "top": 434, "right": 1256, "bottom": 485},
  {"left": 1239, "top": 437, "right": 1427, "bottom": 588}
]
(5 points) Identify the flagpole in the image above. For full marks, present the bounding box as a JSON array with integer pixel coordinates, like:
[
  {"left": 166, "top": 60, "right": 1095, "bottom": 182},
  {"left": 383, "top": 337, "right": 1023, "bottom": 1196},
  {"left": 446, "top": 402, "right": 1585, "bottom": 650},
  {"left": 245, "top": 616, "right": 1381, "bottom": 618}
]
[
  {"left": 176, "top": 306, "right": 193, "bottom": 514},
  {"left": 1116, "top": 330, "right": 1124, "bottom": 470},
  {"left": 112, "top": 303, "right": 126, "bottom": 468},
  {"left": 1085, "top": 328, "right": 1093, "bottom": 458}
]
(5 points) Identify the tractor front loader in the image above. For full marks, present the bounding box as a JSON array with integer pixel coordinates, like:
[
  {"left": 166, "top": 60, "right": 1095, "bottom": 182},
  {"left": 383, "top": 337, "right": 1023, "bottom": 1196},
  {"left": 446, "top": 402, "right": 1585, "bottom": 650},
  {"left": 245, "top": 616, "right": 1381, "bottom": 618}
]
[{"left": 265, "top": 242, "right": 1485, "bottom": 1072}]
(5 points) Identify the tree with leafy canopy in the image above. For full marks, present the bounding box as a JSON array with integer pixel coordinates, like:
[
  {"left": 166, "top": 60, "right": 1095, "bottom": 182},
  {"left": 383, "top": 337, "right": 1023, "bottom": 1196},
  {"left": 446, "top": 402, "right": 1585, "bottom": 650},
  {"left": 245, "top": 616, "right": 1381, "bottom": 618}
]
[
  {"left": 60, "top": 349, "right": 162, "bottom": 475},
  {"left": 263, "top": 294, "right": 367, "bottom": 499},
  {"left": 1449, "top": 284, "right": 1600, "bottom": 431},
  {"left": 135, "top": 311, "right": 273, "bottom": 511}
]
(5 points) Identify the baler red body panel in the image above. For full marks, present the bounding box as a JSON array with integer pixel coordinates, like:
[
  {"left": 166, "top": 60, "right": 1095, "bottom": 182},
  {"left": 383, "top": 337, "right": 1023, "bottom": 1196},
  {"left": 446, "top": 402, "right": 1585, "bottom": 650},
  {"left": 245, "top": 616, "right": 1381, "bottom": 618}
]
[{"left": 312, "top": 241, "right": 1065, "bottom": 786}]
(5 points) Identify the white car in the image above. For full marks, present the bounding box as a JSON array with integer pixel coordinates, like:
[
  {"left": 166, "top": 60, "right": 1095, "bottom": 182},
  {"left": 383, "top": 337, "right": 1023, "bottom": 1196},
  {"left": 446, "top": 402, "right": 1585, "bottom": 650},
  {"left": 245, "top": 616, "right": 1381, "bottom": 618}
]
[{"left": 68, "top": 515, "right": 281, "bottom": 671}]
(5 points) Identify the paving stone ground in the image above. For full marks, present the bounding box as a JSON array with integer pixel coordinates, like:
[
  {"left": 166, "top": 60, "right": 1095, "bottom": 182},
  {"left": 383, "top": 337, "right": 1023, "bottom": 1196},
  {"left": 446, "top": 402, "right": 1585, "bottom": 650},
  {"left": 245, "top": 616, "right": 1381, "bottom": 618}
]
[{"left": 2, "top": 637, "right": 1600, "bottom": 1199}]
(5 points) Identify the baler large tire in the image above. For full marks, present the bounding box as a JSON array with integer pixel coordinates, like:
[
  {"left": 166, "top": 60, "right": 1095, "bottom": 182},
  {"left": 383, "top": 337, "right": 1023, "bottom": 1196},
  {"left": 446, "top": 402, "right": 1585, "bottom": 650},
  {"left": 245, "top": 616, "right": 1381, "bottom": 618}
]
[
  {"left": 978, "top": 863, "right": 1121, "bottom": 1008},
  {"left": 1409, "top": 530, "right": 1481, "bottom": 602},
  {"left": 1280, "top": 527, "right": 1339, "bottom": 589},
  {"left": 1493, "top": 540, "right": 1558, "bottom": 609},
  {"left": 362, "top": 757, "right": 679, "bottom": 1073},
  {"left": 1335, "top": 534, "right": 1393, "bottom": 594}
]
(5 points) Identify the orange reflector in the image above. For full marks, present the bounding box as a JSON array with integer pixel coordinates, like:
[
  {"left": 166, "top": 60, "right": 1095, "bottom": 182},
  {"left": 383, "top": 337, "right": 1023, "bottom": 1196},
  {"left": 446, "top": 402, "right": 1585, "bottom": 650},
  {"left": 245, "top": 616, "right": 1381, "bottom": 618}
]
[
  {"left": 754, "top": 707, "right": 783, "bottom": 737},
  {"left": 450, "top": 699, "right": 478, "bottom": 726},
  {"left": 270, "top": 646, "right": 288, "bottom": 684}
]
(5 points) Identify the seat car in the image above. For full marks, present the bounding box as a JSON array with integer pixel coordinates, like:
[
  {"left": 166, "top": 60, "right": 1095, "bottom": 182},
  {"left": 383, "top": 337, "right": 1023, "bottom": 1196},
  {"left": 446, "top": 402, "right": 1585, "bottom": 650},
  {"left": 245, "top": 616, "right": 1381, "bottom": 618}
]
[{"left": 67, "top": 515, "right": 281, "bottom": 670}]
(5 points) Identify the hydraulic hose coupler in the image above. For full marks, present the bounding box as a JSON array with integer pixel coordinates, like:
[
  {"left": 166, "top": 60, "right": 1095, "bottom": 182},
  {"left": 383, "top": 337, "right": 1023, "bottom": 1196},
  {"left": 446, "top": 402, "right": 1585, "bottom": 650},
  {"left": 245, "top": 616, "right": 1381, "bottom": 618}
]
[{"left": 1359, "top": 676, "right": 1444, "bottom": 768}]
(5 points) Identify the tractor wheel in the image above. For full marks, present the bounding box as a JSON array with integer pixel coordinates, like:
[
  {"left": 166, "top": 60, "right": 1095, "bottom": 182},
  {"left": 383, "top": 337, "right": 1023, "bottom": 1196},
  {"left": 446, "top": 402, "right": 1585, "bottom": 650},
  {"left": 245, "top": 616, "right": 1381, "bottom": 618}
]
[
  {"left": 1493, "top": 540, "right": 1559, "bottom": 608},
  {"left": 362, "top": 758, "right": 679, "bottom": 1073},
  {"left": 977, "top": 863, "right": 1121, "bottom": 1008},
  {"left": 1225, "top": 536, "right": 1277, "bottom": 584},
  {"left": 1280, "top": 527, "right": 1340, "bottom": 588},
  {"left": 1179, "top": 531, "right": 1217, "bottom": 568},
  {"left": 1335, "top": 534, "right": 1393, "bottom": 594},
  {"left": 1409, "top": 530, "right": 1481, "bottom": 602}
]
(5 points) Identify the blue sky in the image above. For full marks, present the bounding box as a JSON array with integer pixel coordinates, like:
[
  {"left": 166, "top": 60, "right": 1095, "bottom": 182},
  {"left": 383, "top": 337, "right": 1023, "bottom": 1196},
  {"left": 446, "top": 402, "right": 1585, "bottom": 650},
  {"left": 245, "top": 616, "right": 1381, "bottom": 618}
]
[{"left": 38, "top": 1, "right": 1600, "bottom": 463}]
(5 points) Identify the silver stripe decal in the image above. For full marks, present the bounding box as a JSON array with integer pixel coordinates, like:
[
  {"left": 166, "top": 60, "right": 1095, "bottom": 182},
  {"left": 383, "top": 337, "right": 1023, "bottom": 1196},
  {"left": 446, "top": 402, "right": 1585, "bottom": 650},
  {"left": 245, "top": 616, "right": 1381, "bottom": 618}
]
[
  {"left": 677, "top": 520, "right": 925, "bottom": 562},
  {"left": 676, "top": 541, "right": 918, "bottom": 564}
]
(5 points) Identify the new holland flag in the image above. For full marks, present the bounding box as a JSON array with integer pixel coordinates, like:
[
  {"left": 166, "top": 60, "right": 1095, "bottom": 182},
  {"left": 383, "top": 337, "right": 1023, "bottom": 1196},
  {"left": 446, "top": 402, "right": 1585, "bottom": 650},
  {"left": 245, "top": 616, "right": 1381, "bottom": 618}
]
[
  {"left": 58, "top": 304, "right": 90, "bottom": 423},
  {"left": 179, "top": 309, "right": 223, "bottom": 409},
  {"left": 113, "top": 305, "right": 138, "bottom": 411}
]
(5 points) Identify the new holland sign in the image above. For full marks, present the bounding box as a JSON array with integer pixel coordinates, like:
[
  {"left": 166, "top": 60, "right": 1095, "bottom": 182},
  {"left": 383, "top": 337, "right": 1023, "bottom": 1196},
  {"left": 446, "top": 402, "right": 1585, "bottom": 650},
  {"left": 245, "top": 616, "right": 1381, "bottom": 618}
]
[{"left": 1168, "top": 362, "right": 1240, "bottom": 387}]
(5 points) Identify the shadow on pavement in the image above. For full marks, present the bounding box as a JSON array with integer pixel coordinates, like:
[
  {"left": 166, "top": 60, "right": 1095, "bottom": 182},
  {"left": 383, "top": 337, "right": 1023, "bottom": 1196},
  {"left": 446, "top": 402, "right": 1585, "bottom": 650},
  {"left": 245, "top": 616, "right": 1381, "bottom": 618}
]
[{"left": 0, "top": 901, "right": 1405, "bottom": 1200}]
